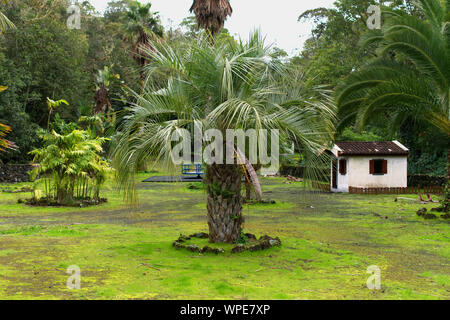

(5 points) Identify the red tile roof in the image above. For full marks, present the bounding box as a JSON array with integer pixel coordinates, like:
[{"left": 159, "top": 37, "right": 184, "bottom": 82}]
[{"left": 335, "top": 141, "right": 409, "bottom": 156}]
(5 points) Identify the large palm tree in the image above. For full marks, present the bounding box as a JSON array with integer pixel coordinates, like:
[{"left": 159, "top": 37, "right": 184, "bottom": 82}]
[
  {"left": 190, "top": 0, "right": 265, "bottom": 199},
  {"left": 112, "top": 32, "right": 335, "bottom": 243},
  {"left": 336, "top": 0, "right": 449, "bottom": 210},
  {"left": 122, "top": 1, "right": 164, "bottom": 82},
  {"left": 190, "top": 0, "right": 232, "bottom": 38},
  {"left": 93, "top": 65, "right": 120, "bottom": 117}
]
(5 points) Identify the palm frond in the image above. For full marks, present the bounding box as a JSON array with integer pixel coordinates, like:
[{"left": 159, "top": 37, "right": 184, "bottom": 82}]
[
  {"left": 337, "top": 0, "right": 449, "bottom": 137},
  {"left": 112, "top": 31, "right": 336, "bottom": 204},
  {"left": 0, "top": 8, "right": 15, "bottom": 32},
  {"left": 190, "top": 0, "right": 232, "bottom": 36}
]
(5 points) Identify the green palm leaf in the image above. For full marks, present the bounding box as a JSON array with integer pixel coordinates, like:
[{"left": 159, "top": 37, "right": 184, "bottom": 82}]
[
  {"left": 0, "top": 0, "right": 15, "bottom": 32},
  {"left": 337, "top": 0, "right": 449, "bottom": 136},
  {"left": 112, "top": 31, "right": 336, "bottom": 203}
]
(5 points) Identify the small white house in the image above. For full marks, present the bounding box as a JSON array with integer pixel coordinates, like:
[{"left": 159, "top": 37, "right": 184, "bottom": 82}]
[{"left": 330, "top": 141, "right": 409, "bottom": 193}]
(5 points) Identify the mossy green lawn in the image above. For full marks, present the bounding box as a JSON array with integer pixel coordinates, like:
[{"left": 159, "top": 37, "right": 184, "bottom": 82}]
[{"left": 0, "top": 173, "right": 448, "bottom": 299}]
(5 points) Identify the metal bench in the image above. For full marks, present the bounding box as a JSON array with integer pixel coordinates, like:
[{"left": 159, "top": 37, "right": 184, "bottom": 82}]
[{"left": 182, "top": 164, "right": 204, "bottom": 178}]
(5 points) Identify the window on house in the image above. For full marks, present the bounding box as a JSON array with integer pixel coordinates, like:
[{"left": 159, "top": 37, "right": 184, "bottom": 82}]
[
  {"left": 370, "top": 159, "right": 387, "bottom": 175},
  {"left": 339, "top": 159, "right": 347, "bottom": 175}
]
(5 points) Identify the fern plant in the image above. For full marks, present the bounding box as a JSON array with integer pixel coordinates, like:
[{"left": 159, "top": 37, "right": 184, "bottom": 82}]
[
  {"left": 0, "top": 85, "right": 16, "bottom": 152},
  {"left": 0, "top": 123, "right": 13, "bottom": 152},
  {"left": 30, "top": 122, "right": 110, "bottom": 205}
]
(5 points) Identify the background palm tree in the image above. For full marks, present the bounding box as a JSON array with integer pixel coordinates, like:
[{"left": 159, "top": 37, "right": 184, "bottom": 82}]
[
  {"left": 93, "top": 65, "right": 120, "bottom": 117},
  {"left": 336, "top": 0, "right": 449, "bottom": 211},
  {"left": 190, "top": 0, "right": 232, "bottom": 38},
  {"left": 112, "top": 32, "right": 335, "bottom": 243},
  {"left": 122, "top": 1, "right": 164, "bottom": 82},
  {"left": 0, "top": 0, "right": 15, "bottom": 32}
]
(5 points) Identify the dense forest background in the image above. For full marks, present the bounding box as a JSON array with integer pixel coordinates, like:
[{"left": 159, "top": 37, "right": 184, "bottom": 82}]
[{"left": 0, "top": 0, "right": 448, "bottom": 176}]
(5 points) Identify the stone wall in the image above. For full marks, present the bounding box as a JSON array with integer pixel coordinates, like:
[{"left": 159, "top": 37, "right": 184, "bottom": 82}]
[{"left": 0, "top": 164, "right": 36, "bottom": 183}]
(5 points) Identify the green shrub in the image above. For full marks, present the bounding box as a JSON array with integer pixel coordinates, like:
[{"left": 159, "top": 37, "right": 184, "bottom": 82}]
[{"left": 29, "top": 124, "right": 111, "bottom": 205}]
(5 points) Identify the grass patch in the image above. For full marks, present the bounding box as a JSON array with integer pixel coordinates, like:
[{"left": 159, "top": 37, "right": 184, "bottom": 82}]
[{"left": 0, "top": 170, "right": 448, "bottom": 300}]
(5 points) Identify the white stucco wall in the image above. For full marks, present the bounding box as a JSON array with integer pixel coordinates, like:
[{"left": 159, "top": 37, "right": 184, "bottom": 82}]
[{"left": 331, "top": 156, "right": 408, "bottom": 192}]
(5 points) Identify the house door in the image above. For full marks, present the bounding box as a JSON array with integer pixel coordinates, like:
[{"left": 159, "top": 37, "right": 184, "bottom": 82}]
[{"left": 332, "top": 159, "right": 338, "bottom": 189}]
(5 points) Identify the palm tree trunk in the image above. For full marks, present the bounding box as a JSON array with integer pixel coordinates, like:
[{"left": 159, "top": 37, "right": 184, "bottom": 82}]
[
  {"left": 205, "top": 164, "right": 243, "bottom": 243},
  {"left": 245, "top": 180, "right": 251, "bottom": 200},
  {"left": 244, "top": 164, "right": 262, "bottom": 201}
]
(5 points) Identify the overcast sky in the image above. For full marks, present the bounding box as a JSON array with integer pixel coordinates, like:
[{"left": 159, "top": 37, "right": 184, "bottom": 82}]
[{"left": 88, "top": 0, "right": 335, "bottom": 55}]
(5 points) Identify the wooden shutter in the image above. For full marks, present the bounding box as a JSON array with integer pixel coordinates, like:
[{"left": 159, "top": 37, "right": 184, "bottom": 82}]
[
  {"left": 332, "top": 160, "right": 337, "bottom": 189},
  {"left": 369, "top": 160, "right": 375, "bottom": 174},
  {"left": 382, "top": 160, "right": 388, "bottom": 174},
  {"left": 339, "top": 159, "right": 347, "bottom": 175}
]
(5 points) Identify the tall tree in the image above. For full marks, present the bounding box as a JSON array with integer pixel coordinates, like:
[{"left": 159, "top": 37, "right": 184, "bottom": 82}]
[
  {"left": 297, "top": 0, "right": 416, "bottom": 88},
  {"left": 189, "top": 0, "right": 265, "bottom": 199},
  {"left": 2, "top": 1, "right": 91, "bottom": 126},
  {"left": 336, "top": 0, "right": 449, "bottom": 211},
  {"left": 122, "top": 1, "right": 164, "bottom": 82},
  {"left": 190, "top": 0, "right": 232, "bottom": 38},
  {"left": 112, "top": 32, "right": 335, "bottom": 243},
  {"left": 0, "top": 0, "right": 91, "bottom": 163}
]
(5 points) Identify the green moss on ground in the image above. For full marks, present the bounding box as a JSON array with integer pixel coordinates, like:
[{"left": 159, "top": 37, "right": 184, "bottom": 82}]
[{"left": 0, "top": 172, "right": 448, "bottom": 300}]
